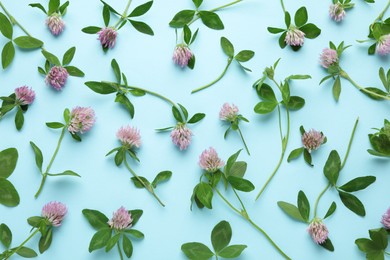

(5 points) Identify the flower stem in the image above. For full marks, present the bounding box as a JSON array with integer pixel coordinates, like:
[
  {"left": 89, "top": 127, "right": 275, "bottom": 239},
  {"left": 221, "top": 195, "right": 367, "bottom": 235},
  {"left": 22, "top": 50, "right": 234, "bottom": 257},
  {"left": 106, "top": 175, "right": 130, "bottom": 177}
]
[
  {"left": 0, "top": 2, "right": 33, "bottom": 37},
  {"left": 237, "top": 127, "right": 250, "bottom": 155},
  {"left": 114, "top": 0, "right": 133, "bottom": 29},
  {"left": 123, "top": 156, "right": 165, "bottom": 207},
  {"left": 35, "top": 127, "right": 66, "bottom": 198},
  {"left": 340, "top": 71, "right": 390, "bottom": 101},
  {"left": 313, "top": 184, "right": 331, "bottom": 217},
  {"left": 117, "top": 241, "right": 124, "bottom": 260},
  {"left": 6, "top": 228, "right": 40, "bottom": 259},
  {"left": 341, "top": 117, "right": 359, "bottom": 170},
  {"left": 373, "top": 0, "right": 390, "bottom": 24},
  {"left": 280, "top": 0, "right": 286, "bottom": 13},
  {"left": 215, "top": 188, "right": 241, "bottom": 214},
  {"left": 191, "top": 59, "right": 232, "bottom": 94}
]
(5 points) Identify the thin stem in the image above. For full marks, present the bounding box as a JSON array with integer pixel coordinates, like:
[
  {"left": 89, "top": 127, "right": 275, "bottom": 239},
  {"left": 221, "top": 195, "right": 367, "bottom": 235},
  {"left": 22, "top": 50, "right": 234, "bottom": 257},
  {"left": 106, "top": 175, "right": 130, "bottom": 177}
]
[
  {"left": 215, "top": 188, "right": 241, "bottom": 215},
  {"left": 280, "top": 0, "right": 286, "bottom": 13},
  {"left": 341, "top": 117, "right": 359, "bottom": 170},
  {"left": 6, "top": 228, "right": 40, "bottom": 259},
  {"left": 237, "top": 127, "right": 250, "bottom": 155},
  {"left": 114, "top": 0, "right": 133, "bottom": 28},
  {"left": 277, "top": 105, "right": 283, "bottom": 141},
  {"left": 123, "top": 156, "right": 165, "bottom": 207},
  {"left": 373, "top": 0, "right": 390, "bottom": 23},
  {"left": 385, "top": 251, "right": 390, "bottom": 256},
  {"left": 232, "top": 188, "right": 247, "bottom": 213},
  {"left": 340, "top": 71, "right": 390, "bottom": 101},
  {"left": 313, "top": 184, "right": 331, "bottom": 217},
  {"left": 0, "top": 2, "right": 32, "bottom": 37},
  {"left": 191, "top": 59, "right": 232, "bottom": 94},
  {"left": 209, "top": 0, "right": 243, "bottom": 12},
  {"left": 117, "top": 241, "right": 124, "bottom": 260}
]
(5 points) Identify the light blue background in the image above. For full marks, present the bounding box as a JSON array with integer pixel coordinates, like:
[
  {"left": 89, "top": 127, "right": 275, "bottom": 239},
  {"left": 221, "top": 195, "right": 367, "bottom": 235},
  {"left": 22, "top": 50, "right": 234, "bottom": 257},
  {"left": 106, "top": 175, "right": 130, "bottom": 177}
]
[{"left": 0, "top": 0, "right": 389, "bottom": 259}]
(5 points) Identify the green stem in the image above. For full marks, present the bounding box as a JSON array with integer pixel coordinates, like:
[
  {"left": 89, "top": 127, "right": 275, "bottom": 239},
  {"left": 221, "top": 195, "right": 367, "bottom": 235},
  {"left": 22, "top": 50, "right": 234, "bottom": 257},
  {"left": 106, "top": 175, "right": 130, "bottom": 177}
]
[
  {"left": 215, "top": 188, "right": 241, "bottom": 214},
  {"left": 191, "top": 59, "right": 232, "bottom": 94},
  {"left": 117, "top": 241, "right": 124, "bottom": 260},
  {"left": 0, "top": 2, "right": 32, "bottom": 37},
  {"left": 341, "top": 117, "right": 359, "bottom": 169},
  {"left": 340, "top": 71, "right": 390, "bottom": 101},
  {"left": 313, "top": 184, "right": 331, "bottom": 217},
  {"left": 237, "top": 127, "right": 250, "bottom": 155},
  {"left": 385, "top": 251, "right": 390, "bottom": 256},
  {"left": 280, "top": 0, "right": 286, "bottom": 13},
  {"left": 123, "top": 156, "right": 165, "bottom": 207},
  {"left": 114, "top": 0, "right": 133, "bottom": 29},
  {"left": 35, "top": 127, "right": 66, "bottom": 198},
  {"left": 373, "top": 0, "right": 390, "bottom": 24},
  {"left": 6, "top": 229, "right": 40, "bottom": 259},
  {"left": 232, "top": 188, "right": 247, "bottom": 213}
]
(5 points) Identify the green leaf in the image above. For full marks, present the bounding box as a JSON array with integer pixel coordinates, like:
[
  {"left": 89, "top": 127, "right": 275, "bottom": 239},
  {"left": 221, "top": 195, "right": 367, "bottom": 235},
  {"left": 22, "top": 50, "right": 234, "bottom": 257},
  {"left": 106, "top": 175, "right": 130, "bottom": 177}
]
[
  {"left": 338, "top": 191, "right": 366, "bottom": 216},
  {"left": 41, "top": 49, "right": 61, "bottom": 66},
  {"left": 152, "top": 171, "right": 172, "bottom": 188},
  {"left": 0, "top": 223, "right": 12, "bottom": 248},
  {"left": 267, "top": 27, "right": 285, "bottom": 34},
  {"left": 219, "top": 245, "right": 247, "bottom": 258},
  {"left": 187, "top": 113, "right": 205, "bottom": 124},
  {"left": 130, "top": 176, "right": 150, "bottom": 189},
  {"left": 46, "top": 122, "right": 65, "bottom": 129},
  {"left": 88, "top": 228, "right": 112, "bottom": 252},
  {"left": 178, "top": 104, "right": 188, "bottom": 120},
  {"left": 102, "top": 5, "right": 110, "bottom": 27},
  {"left": 369, "top": 228, "right": 388, "bottom": 250},
  {"left": 64, "top": 66, "right": 85, "bottom": 77},
  {"left": 198, "top": 11, "right": 224, "bottom": 30},
  {"left": 100, "top": 0, "right": 120, "bottom": 15},
  {"left": 105, "top": 233, "right": 120, "bottom": 252},
  {"left": 27, "top": 216, "right": 44, "bottom": 227},
  {"left": 0, "top": 148, "right": 18, "bottom": 179},
  {"left": 211, "top": 221, "right": 232, "bottom": 252},
  {"left": 323, "top": 150, "right": 341, "bottom": 186},
  {"left": 379, "top": 67, "right": 388, "bottom": 91},
  {"left": 368, "top": 43, "right": 376, "bottom": 55},
  {"left": 128, "top": 1, "right": 153, "bottom": 17},
  {"left": 224, "top": 150, "right": 241, "bottom": 176},
  {"left": 277, "top": 201, "right": 306, "bottom": 222},
  {"left": 297, "top": 190, "right": 310, "bottom": 221},
  {"left": 128, "top": 209, "right": 143, "bottom": 226},
  {"left": 14, "top": 107, "right": 24, "bottom": 130},
  {"left": 235, "top": 50, "right": 254, "bottom": 62},
  {"left": 13, "top": 36, "right": 43, "bottom": 49},
  {"left": 47, "top": 170, "right": 81, "bottom": 177},
  {"left": 61, "top": 47, "right": 76, "bottom": 67},
  {"left": 319, "top": 238, "right": 334, "bottom": 252},
  {"left": 324, "top": 202, "right": 337, "bottom": 219},
  {"left": 129, "top": 20, "right": 154, "bottom": 35},
  {"left": 115, "top": 94, "right": 135, "bottom": 118},
  {"left": 361, "top": 87, "right": 388, "bottom": 100},
  {"left": 29, "top": 142, "right": 43, "bottom": 173},
  {"left": 181, "top": 242, "right": 214, "bottom": 259},
  {"left": 111, "top": 59, "right": 121, "bottom": 83},
  {"left": 169, "top": 10, "right": 195, "bottom": 28},
  {"left": 15, "top": 247, "right": 38, "bottom": 258},
  {"left": 300, "top": 23, "right": 321, "bottom": 39},
  {"left": 114, "top": 149, "right": 124, "bottom": 166},
  {"left": 122, "top": 235, "right": 133, "bottom": 258},
  {"left": 193, "top": 0, "right": 203, "bottom": 8},
  {"left": 294, "top": 7, "right": 308, "bottom": 27},
  {"left": 256, "top": 83, "right": 276, "bottom": 102},
  {"left": 281, "top": 81, "right": 290, "bottom": 103},
  {"left": 339, "top": 176, "right": 376, "bottom": 192},
  {"left": 183, "top": 25, "right": 192, "bottom": 45},
  {"left": 229, "top": 161, "right": 247, "bottom": 178},
  {"left": 286, "top": 74, "right": 311, "bottom": 80},
  {"left": 196, "top": 182, "right": 213, "bottom": 209},
  {"left": 2, "top": 41, "right": 15, "bottom": 69},
  {"left": 227, "top": 176, "right": 255, "bottom": 192},
  {"left": 332, "top": 76, "right": 341, "bottom": 101},
  {"left": 287, "top": 147, "right": 304, "bottom": 162},
  {"left": 220, "top": 37, "right": 234, "bottom": 58},
  {"left": 284, "top": 11, "right": 291, "bottom": 27},
  {"left": 356, "top": 238, "right": 382, "bottom": 254},
  {"left": 172, "top": 106, "right": 183, "bottom": 122},
  {"left": 82, "top": 209, "right": 109, "bottom": 230},
  {"left": 125, "top": 229, "right": 144, "bottom": 239},
  {"left": 82, "top": 26, "right": 102, "bottom": 34},
  {"left": 48, "top": 0, "right": 60, "bottom": 14},
  {"left": 39, "top": 227, "right": 52, "bottom": 253},
  {"left": 254, "top": 101, "right": 277, "bottom": 114},
  {"left": 303, "top": 149, "right": 313, "bottom": 166},
  {"left": 59, "top": 1, "right": 69, "bottom": 14},
  {"left": 129, "top": 89, "right": 146, "bottom": 96},
  {"left": 85, "top": 81, "right": 117, "bottom": 94},
  {"left": 70, "top": 132, "right": 81, "bottom": 142},
  {"left": 285, "top": 96, "right": 305, "bottom": 110},
  {"left": 0, "top": 13, "right": 13, "bottom": 39}
]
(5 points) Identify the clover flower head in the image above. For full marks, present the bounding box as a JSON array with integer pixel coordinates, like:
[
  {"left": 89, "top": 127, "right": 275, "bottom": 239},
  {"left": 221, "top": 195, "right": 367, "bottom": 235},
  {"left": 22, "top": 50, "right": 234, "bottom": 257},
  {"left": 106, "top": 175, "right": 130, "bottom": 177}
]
[
  {"left": 41, "top": 201, "right": 67, "bottom": 227},
  {"left": 381, "top": 208, "right": 390, "bottom": 229},
  {"left": 68, "top": 106, "right": 96, "bottom": 134},
  {"left": 199, "top": 147, "right": 225, "bottom": 173},
  {"left": 45, "top": 66, "right": 69, "bottom": 90},
  {"left": 46, "top": 13, "right": 65, "bottom": 36},
  {"left": 173, "top": 44, "right": 193, "bottom": 68},
  {"left": 320, "top": 48, "right": 338, "bottom": 69},
  {"left": 307, "top": 218, "right": 328, "bottom": 244},
  {"left": 285, "top": 28, "right": 305, "bottom": 46},
  {"left": 302, "top": 129, "right": 325, "bottom": 152},
  {"left": 117, "top": 125, "right": 141, "bottom": 149},
  {"left": 376, "top": 34, "right": 390, "bottom": 56},
  {"left": 219, "top": 103, "right": 239, "bottom": 122},
  {"left": 108, "top": 206, "right": 133, "bottom": 231},
  {"left": 15, "top": 86, "right": 35, "bottom": 105},
  {"left": 170, "top": 123, "right": 193, "bottom": 150},
  {"left": 329, "top": 3, "right": 346, "bottom": 22},
  {"left": 98, "top": 27, "right": 117, "bottom": 49}
]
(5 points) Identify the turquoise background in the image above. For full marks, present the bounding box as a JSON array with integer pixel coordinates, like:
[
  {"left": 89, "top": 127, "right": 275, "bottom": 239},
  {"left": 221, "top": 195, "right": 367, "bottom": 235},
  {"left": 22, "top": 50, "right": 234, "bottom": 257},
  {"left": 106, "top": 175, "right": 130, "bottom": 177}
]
[{"left": 0, "top": 0, "right": 389, "bottom": 259}]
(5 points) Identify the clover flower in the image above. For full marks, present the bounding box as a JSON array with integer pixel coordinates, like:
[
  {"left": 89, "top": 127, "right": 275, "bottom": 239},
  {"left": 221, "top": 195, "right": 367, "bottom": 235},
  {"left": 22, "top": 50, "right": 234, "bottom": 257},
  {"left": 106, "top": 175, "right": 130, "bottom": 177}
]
[
  {"left": 15, "top": 86, "right": 35, "bottom": 105},
  {"left": 117, "top": 126, "right": 141, "bottom": 149},
  {"left": 108, "top": 207, "right": 133, "bottom": 230},
  {"left": 329, "top": 3, "right": 346, "bottom": 22},
  {"left": 376, "top": 34, "right": 390, "bottom": 56},
  {"left": 45, "top": 66, "right": 69, "bottom": 90},
  {"left": 219, "top": 103, "right": 239, "bottom": 122},
  {"left": 170, "top": 123, "right": 193, "bottom": 150},
  {"left": 46, "top": 13, "right": 65, "bottom": 36},
  {"left": 68, "top": 106, "right": 96, "bottom": 134},
  {"left": 381, "top": 208, "right": 390, "bottom": 229},
  {"left": 199, "top": 147, "right": 225, "bottom": 173},
  {"left": 41, "top": 201, "right": 67, "bottom": 227},
  {"left": 173, "top": 45, "right": 193, "bottom": 68},
  {"left": 307, "top": 218, "right": 328, "bottom": 244},
  {"left": 302, "top": 129, "right": 325, "bottom": 152},
  {"left": 98, "top": 27, "right": 117, "bottom": 49},
  {"left": 285, "top": 28, "right": 305, "bottom": 46},
  {"left": 320, "top": 48, "right": 338, "bottom": 69}
]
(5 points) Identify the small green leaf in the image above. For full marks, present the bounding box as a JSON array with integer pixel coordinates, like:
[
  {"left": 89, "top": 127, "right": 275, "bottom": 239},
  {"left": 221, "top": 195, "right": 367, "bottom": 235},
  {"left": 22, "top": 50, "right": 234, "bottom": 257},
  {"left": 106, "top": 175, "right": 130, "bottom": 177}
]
[
  {"left": 294, "top": 7, "right": 308, "bottom": 27},
  {"left": 281, "top": 81, "right": 290, "bottom": 104},
  {"left": 13, "top": 36, "right": 43, "bottom": 49},
  {"left": 46, "top": 122, "right": 65, "bottom": 129},
  {"left": 332, "top": 76, "right": 341, "bottom": 101},
  {"left": 211, "top": 221, "right": 232, "bottom": 253},
  {"left": 187, "top": 113, "right": 205, "bottom": 124},
  {"left": 254, "top": 101, "right": 277, "bottom": 114},
  {"left": 14, "top": 107, "right": 24, "bottom": 130},
  {"left": 128, "top": 1, "right": 153, "bottom": 17},
  {"left": 0, "top": 179, "right": 19, "bottom": 207},
  {"left": 59, "top": 1, "right": 69, "bottom": 14},
  {"left": 64, "top": 66, "right": 85, "bottom": 77},
  {"left": 219, "top": 245, "right": 247, "bottom": 258},
  {"left": 178, "top": 104, "right": 188, "bottom": 120},
  {"left": 129, "top": 89, "right": 146, "bottom": 96},
  {"left": 323, "top": 150, "right": 341, "bottom": 186},
  {"left": 303, "top": 149, "right": 313, "bottom": 166},
  {"left": 114, "top": 149, "right": 124, "bottom": 166},
  {"left": 369, "top": 228, "right": 388, "bottom": 249},
  {"left": 41, "top": 49, "right": 61, "bottom": 66},
  {"left": 229, "top": 161, "right": 247, "bottom": 178},
  {"left": 319, "top": 238, "right": 334, "bottom": 252},
  {"left": 130, "top": 176, "right": 150, "bottom": 189},
  {"left": 224, "top": 150, "right": 241, "bottom": 175},
  {"left": 339, "top": 176, "right": 376, "bottom": 192},
  {"left": 122, "top": 235, "right": 133, "bottom": 258},
  {"left": 115, "top": 94, "right": 135, "bottom": 118},
  {"left": 285, "top": 96, "right": 305, "bottom": 110},
  {"left": 198, "top": 11, "right": 224, "bottom": 30},
  {"left": 368, "top": 43, "right": 376, "bottom": 55},
  {"left": 125, "top": 229, "right": 144, "bottom": 239},
  {"left": 102, "top": 5, "right": 110, "bottom": 27},
  {"left": 297, "top": 190, "right": 310, "bottom": 221},
  {"left": 47, "top": 170, "right": 81, "bottom": 177},
  {"left": 324, "top": 202, "right": 337, "bottom": 219},
  {"left": 128, "top": 209, "right": 143, "bottom": 226},
  {"left": 63, "top": 108, "right": 70, "bottom": 123},
  {"left": 172, "top": 106, "right": 183, "bottom": 122},
  {"left": 300, "top": 23, "right": 321, "bottom": 39},
  {"left": 196, "top": 182, "right": 213, "bottom": 209},
  {"left": 338, "top": 191, "right": 366, "bottom": 216},
  {"left": 220, "top": 37, "right": 234, "bottom": 58},
  {"left": 287, "top": 147, "right": 304, "bottom": 162},
  {"left": 105, "top": 233, "right": 120, "bottom": 252},
  {"left": 29, "top": 142, "right": 43, "bottom": 173},
  {"left": 235, "top": 50, "right": 254, "bottom": 62},
  {"left": 39, "top": 227, "right": 52, "bottom": 253},
  {"left": 169, "top": 10, "right": 195, "bottom": 28},
  {"left": 192, "top": 0, "right": 203, "bottom": 8},
  {"left": 89, "top": 228, "right": 112, "bottom": 252},
  {"left": 15, "top": 247, "right": 38, "bottom": 258},
  {"left": 0, "top": 13, "right": 13, "bottom": 39},
  {"left": 256, "top": 83, "right": 276, "bottom": 102},
  {"left": 284, "top": 11, "right": 291, "bottom": 27},
  {"left": 355, "top": 238, "right": 381, "bottom": 254},
  {"left": 82, "top": 26, "right": 102, "bottom": 34},
  {"left": 2, "top": 41, "right": 15, "bottom": 69},
  {"left": 183, "top": 25, "right": 191, "bottom": 45},
  {"left": 277, "top": 201, "right": 306, "bottom": 222},
  {"left": 48, "top": 0, "right": 60, "bottom": 14},
  {"left": 0, "top": 223, "right": 12, "bottom": 248},
  {"left": 0, "top": 148, "right": 18, "bottom": 179},
  {"left": 152, "top": 171, "right": 172, "bottom": 188},
  {"left": 27, "top": 216, "right": 44, "bottom": 228},
  {"left": 181, "top": 242, "right": 214, "bottom": 259},
  {"left": 85, "top": 81, "right": 117, "bottom": 94},
  {"left": 82, "top": 209, "right": 109, "bottom": 230},
  {"left": 227, "top": 176, "right": 255, "bottom": 192},
  {"left": 62, "top": 47, "right": 76, "bottom": 66},
  {"left": 361, "top": 87, "right": 388, "bottom": 100},
  {"left": 129, "top": 20, "right": 154, "bottom": 35},
  {"left": 111, "top": 59, "right": 121, "bottom": 83},
  {"left": 267, "top": 27, "right": 285, "bottom": 34}
]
